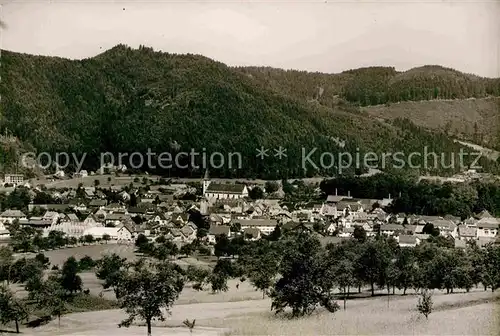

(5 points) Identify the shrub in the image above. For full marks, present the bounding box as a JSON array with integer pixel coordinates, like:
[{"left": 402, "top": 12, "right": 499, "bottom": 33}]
[{"left": 417, "top": 290, "right": 433, "bottom": 319}]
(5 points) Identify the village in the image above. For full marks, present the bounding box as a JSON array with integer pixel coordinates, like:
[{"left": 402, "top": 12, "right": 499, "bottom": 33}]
[{"left": 0, "top": 168, "right": 499, "bottom": 252}]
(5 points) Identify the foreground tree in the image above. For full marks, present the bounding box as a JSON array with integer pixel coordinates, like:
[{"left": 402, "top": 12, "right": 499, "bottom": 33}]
[
  {"left": 358, "top": 238, "right": 392, "bottom": 296},
  {"left": 60, "top": 256, "right": 83, "bottom": 294},
  {"left": 95, "top": 253, "right": 127, "bottom": 294},
  {"left": 481, "top": 244, "right": 500, "bottom": 292},
  {"left": 270, "top": 231, "right": 339, "bottom": 317},
  {"left": 209, "top": 271, "right": 229, "bottom": 293},
  {"left": 0, "top": 285, "right": 28, "bottom": 333},
  {"left": 33, "top": 276, "right": 68, "bottom": 327},
  {"left": 0, "top": 246, "right": 14, "bottom": 284},
  {"left": 334, "top": 258, "right": 355, "bottom": 310},
  {"left": 116, "top": 261, "right": 185, "bottom": 336}
]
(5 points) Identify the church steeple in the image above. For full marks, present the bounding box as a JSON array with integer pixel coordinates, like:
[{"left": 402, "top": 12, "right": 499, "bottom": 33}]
[{"left": 202, "top": 169, "right": 210, "bottom": 196}]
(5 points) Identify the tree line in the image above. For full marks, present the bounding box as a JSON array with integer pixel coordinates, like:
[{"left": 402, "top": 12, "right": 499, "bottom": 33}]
[
  {"left": 320, "top": 173, "right": 500, "bottom": 218},
  {"left": 238, "top": 65, "right": 500, "bottom": 108},
  {"left": 2, "top": 227, "right": 500, "bottom": 334}
]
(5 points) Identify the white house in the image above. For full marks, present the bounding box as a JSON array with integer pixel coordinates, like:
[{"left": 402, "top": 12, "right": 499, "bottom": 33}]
[
  {"left": 0, "top": 210, "right": 27, "bottom": 224},
  {"left": 207, "top": 225, "right": 231, "bottom": 244},
  {"left": 458, "top": 226, "right": 477, "bottom": 241},
  {"left": 380, "top": 224, "right": 404, "bottom": 236},
  {"left": 0, "top": 221, "right": 10, "bottom": 239},
  {"left": 476, "top": 217, "right": 500, "bottom": 238},
  {"left": 4, "top": 174, "right": 24, "bottom": 185},
  {"left": 42, "top": 211, "right": 62, "bottom": 225},
  {"left": 431, "top": 219, "right": 458, "bottom": 238},
  {"left": 398, "top": 235, "right": 421, "bottom": 247},
  {"left": 75, "top": 170, "right": 88, "bottom": 178},
  {"left": 117, "top": 225, "right": 133, "bottom": 242},
  {"left": 238, "top": 219, "right": 278, "bottom": 235}
]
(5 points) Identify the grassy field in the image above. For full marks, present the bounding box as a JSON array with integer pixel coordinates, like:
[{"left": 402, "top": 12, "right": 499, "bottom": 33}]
[
  {"left": 31, "top": 175, "right": 325, "bottom": 189},
  {"left": 31, "top": 174, "right": 157, "bottom": 189},
  {"left": 8, "top": 245, "right": 500, "bottom": 335},
  {"left": 19, "top": 285, "right": 500, "bottom": 336}
]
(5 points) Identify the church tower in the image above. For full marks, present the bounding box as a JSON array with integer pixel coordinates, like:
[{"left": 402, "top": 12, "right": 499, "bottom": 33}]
[{"left": 202, "top": 169, "right": 211, "bottom": 196}]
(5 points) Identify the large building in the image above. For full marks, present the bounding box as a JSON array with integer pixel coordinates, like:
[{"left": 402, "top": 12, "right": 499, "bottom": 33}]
[
  {"left": 202, "top": 170, "right": 248, "bottom": 200},
  {"left": 203, "top": 181, "right": 249, "bottom": 200},
  {"left": 4, "top": 174, "right": 24, "bottom": 185}
]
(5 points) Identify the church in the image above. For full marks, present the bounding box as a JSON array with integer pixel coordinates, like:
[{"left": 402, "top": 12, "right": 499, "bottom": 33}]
[{"left": 202, "top": 170, "right": 249, "bottom": 200}]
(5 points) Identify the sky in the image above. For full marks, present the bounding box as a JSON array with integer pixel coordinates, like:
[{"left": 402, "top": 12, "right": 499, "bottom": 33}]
[{"left": 1, "top": 0, "right": 499, "bottom": 77}]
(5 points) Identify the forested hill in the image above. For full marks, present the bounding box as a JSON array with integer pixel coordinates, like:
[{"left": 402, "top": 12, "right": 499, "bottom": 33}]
[
  {"left": 236, "top": 65, "right": 500, "bottom": 107},
  {"left": 1, "top": 45, "right": 499, "bottom": 178},
  {"left": 237, "top": 65, "right": 500, "bottom": 149}
]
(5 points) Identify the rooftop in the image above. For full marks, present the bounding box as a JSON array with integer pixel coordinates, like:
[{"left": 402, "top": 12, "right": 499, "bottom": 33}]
[{"left": 206, "top": 183, "right": 246, "bottom": 194}]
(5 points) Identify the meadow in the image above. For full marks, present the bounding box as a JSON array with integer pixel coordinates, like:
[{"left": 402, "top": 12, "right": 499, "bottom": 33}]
[
  {"left": 9, "top": 245, "right": 500, "bottom": 336},
  {"left": 20, "top": 281, "right": 500, "bottom": 336}
]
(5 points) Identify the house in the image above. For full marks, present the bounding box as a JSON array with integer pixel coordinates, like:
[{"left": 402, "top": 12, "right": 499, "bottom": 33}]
[
  {"left": 326, "top": 221, "right": 339, "bottom": 235},
  {"left": 117, "top": 225, "right": 134, "bottom": 242},
  {"left": 475, "top": 209, "right": 493, "bottom": 220},
  {"left": 74, "top": 170, "right": 88, "bottom": 178},
  {"left": 105, "top": 203, "right": 125, "bottom": 213},
  {"left": 66, "top": 213, "right": 80, "bottom": 223},
  {"left": 128, "top": 207, "right": 146, "bottom": 216},
  {"left": 180, "top": 225, "right": 197, "bottom": 243},
  {"left": 325, "top": 192, "right": 351, "bottom": 205},
  {"left": 83, "top": 214, "right": 101, "bottom": 227},
  {"left": 463, "top": 217, "right": 478, "bottom": 227},
  {"left": 338, "top": 227, "right": 354, "bottom": 238},
  {"left": 43, "top": 219, "right": 92, "bottom": 238},
  {"left": 0, "top": 221, "right": 10, "bottom": 239},
  {"left": 0, "top": 210, "right": 27, "bottom": 224},
  {"left": 166, "top": 229, "right": 184, "bottom": 242},
  {"left": 151, "top": 213, "right": 169, "bottom": 226},
  {"left": 209, "top": 214, "right": 224, "bottom": 226},
  {"left": 207, "top": 225, "right": 231, "bottom": 244},
  {"left": 4, "top": 174, "right": 24, "bottom": 185},
  {"left": 379, "top": 196, "right": 393, "bottom": 207},
  {"left": 28, "top": 204, "right": 72, "bottom": 212},
  {"left": 380, "top": 224, "right": 405, "bottom": 236},
  {"left": 431, "top": 219, "right": 458, "bottom": 238},
  {"left": 42, "top": 211, "right": 61, "bottom": 225},
  {"left": 187, "top": 222, "right": 198, "bottom": 231},
  {"left": 238, "top": 219, "right": 278, "bottom": 235},
  {"left": 203, "top": 180, "right": 249, "bottom": 200},
  {"left": 398, "top": 235, "right": 420, "bottom": 248},
  {"left": 84, "top": 188, "right": 95, "bottom": 198},
  {"left": 70, "top": 201, "right": 88, "bottom": 212},
  {"left": 476, "top": 217, "right": 500, "bottom": 238},
  {"left": 336, "top": 199, "right": 364, "bottom": 217},
  {"left": 320, "top": 203, "right": 337, "bottom": 217},
  {"left": 19, "top": 218, "right": 52, "bottom": 229},
  {"left": 171, "top": 213, "right": 189, "bottom": 226},
  {"left": 88, "top": 199, "right": 107, "bottom": 208},
  {"left": 105, "top": 212, "right": 132, "bottom": 227},
  {"left": 458, "top": 226, "right": 477, "bottom": 241}
]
